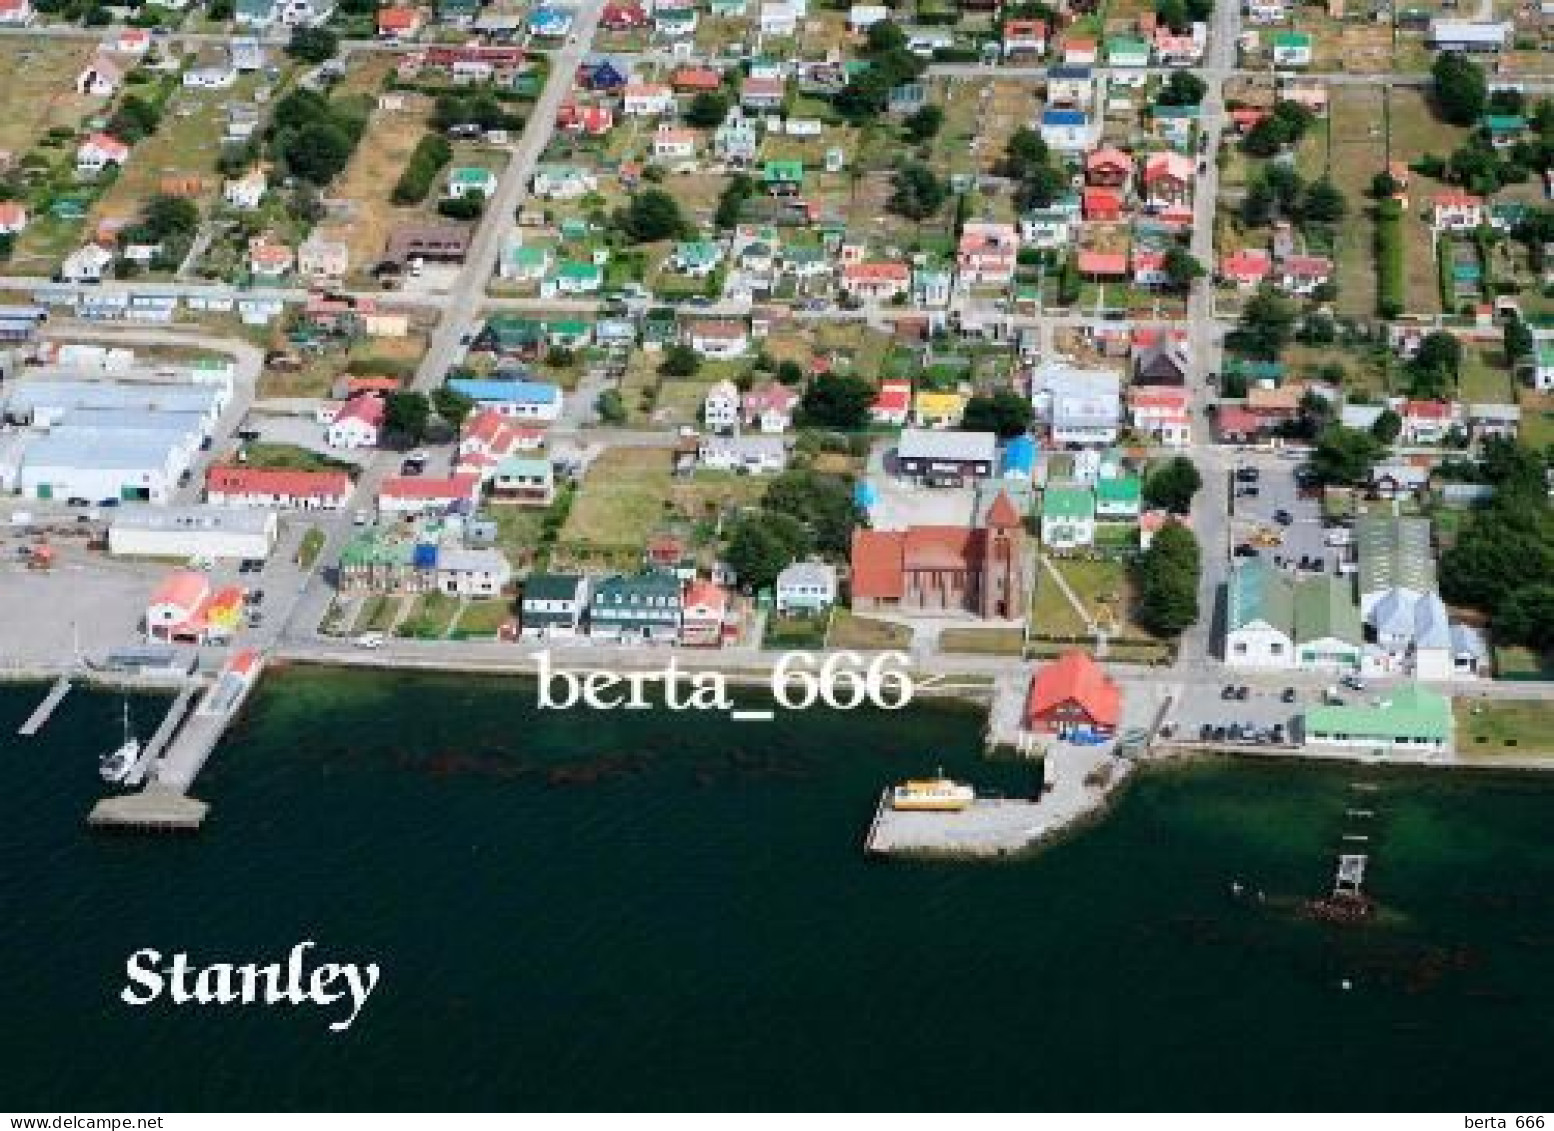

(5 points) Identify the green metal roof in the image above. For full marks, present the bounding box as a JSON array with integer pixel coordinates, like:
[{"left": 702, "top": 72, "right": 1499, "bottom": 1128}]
[
  {"left": 1227, "top": 559, "right": 1294, "bottom": 634},
  {"left": 1355, "top": 516, "right": 1434, "bottom": 597},
  {"left": 1293, "top": 575, "right": 1362, "bottom": 647},
  {"left": 1095, "top": 475, "right": 1142, "bottom": 506},
  {"left": 523, "top": 573, "right": 583, "bottom": 602},
  {"left": 1272, "top": 31, "right": 1311, "bottom": 47},
  {"left": 763, "top": 160, "right": 804, "bottom": 183},
  {"left": 1043, "top": 486, "right": 1095, "bottom": 520},
  {"left": 1304, "top": 685, "right": 1451, "bottom": 743}
]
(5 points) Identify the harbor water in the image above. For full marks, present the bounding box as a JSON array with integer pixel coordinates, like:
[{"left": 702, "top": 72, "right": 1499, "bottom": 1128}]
[{"left": 3, "top": 669, "right": 1554, "bottom": 1110}]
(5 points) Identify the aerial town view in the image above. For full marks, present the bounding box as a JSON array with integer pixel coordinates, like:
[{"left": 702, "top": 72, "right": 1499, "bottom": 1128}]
[{"left": 0, "top": 0, "right": 1550, "bottom": 1111}]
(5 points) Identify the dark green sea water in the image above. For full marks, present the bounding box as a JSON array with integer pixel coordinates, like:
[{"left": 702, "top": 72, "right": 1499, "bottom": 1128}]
[{"left": 3, "top": 669, "right": 1554, "bottom": 1111}]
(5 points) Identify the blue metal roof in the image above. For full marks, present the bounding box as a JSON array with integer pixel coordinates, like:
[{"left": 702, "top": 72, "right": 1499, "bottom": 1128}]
[
  {"left": 1002, "top": 436, "right": 1036, "bottom": 473},
  {"left": 1043, "top": 109, "right": 1087, "bottom": 125},
  {"left": 446, "top": 378, "right": 561, "bottom": 405}
]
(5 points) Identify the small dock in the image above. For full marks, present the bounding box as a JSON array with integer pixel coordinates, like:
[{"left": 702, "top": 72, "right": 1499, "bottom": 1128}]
[
  {"left": 17, "top": 675, "right": 72, "bottom": 736},
  {"left": 866, "top": 791, "right": 1048, "bottom": 857},
  {"left": 1335, "top": 853, "right": 1368, "bottom": 897},
  {"left": 88, "top": 786, "right": 208, "bottom": 831},
  {"left": 123, "top": 685, "right": 198, "bottom": 788}
]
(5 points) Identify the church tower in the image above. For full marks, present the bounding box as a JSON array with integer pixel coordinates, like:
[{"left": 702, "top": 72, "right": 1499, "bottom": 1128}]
[{"left": 979, "top": 489, "right": 1025, "bottom": 620}]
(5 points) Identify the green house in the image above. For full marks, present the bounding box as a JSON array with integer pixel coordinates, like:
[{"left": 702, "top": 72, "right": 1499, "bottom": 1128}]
[
  {"left": 763, "top": 159, "right": 804, "bottom": 192},
  {"left": 1106, "top": 36, "right": 1150, "bottom": 67},
  {"left": 1303, "top": 685, "right": 1451, "bottom": 751},
  {"left": 1224, "top": 358, "right": 1286, "bottom": 384},
  {"left": 478, "top": 314, "right": 546, "bottom": 355},
  {"left": 1293, "top": 575, "right": 1363, "bottom": 670},
  {"left": 546, "top": 318, "right": 592, "bottom": 347},
  {"left": 643, "top": 308, "right": 678, "bottom": 347},
  {"left": 1095, "top": 475, "right": 1142, "bottom": 518},
  {"left": 544, "top": 260, "right": 603, "bottom": 296},
  {"left": 589, "top": 572, "right": 683, "bottom": 642},
  {"left": 1040, "top": 486, "right": 1097, "bottom": 549}
]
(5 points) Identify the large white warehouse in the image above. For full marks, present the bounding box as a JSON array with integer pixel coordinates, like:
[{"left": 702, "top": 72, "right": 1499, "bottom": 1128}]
[
  {"left": 19, "top": 427, "right": 190, "bottom": 504},
  {"left": 108, "top": 505, "right": 278, "bottom": 560}
]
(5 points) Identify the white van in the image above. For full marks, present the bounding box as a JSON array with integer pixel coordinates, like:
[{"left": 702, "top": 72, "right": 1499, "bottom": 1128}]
[{"left": 354, "top": 632, "right": 386, "bottom": 650}]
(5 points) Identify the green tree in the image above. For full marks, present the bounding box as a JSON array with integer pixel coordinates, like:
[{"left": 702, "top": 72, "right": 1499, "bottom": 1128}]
[
  {"left": 960, "top": 389, "right": 1034, "bottom": 439},
  {"left": 286, "top": 25, "right": 339, "bottom": 64},
  {"left": 1136, "top": 521, "right": 1200, "bottom": 637},
  {"left": 724, "top": 512, "right": 812, "bottom": 592},
  {"left": 1370, "top": 408, "right": 1402, "bottom": 445},
  {"left": 1301, "top": 177, "right": 1346, "bottom": 223},
  {"left": 432, "top": 385, "right": 476, "bottom": 430},
  {"left": 763, "top": 470, "right": 859, "bottom": 558},
  {"left": 800, "top": 373, "right": 875, "bottom": 429},
  {"left": 1234, "top": 286, "right": 1297, "bottom": 359},
  {"left": 1158, "top": 71, "right": 1207, "bottom": 107},
  {"left": 659, "top": 344, "right": 701, "bottom": 378},
  {"left": 888, "top": 161, "right": 948, "bottom": 221},
  {"left": 1370, "top": 170, "right": 1402, "bottom": 199},
  {"left": 106, "top": 94, "right": 160, "bottom": 143},
  {"left": 140, "top": 194, "right": 199, "bottom": 241},
  {"left": 1000, "top": 126, "right": 1049, "bottom": 181},
  {"left": 775, "top": 359, "right": 805, "bottom": 386},
  {"left": 1495, "top": 584, "right": 1554, "bottom": 651},
  {"left": 1503, "top": 319, "right": 1534, "bottom": 365},
  {"left": 617, "top": 189, "right": 687, "bottom": 243},
  {"left": 1310, "top": 426, "right": 1384, "bottom": 485},
  {"left": 714, "top": 173, "right": 752, "bottom": 229},
  {"left": 383, "top": 391, "right": 431, "bottom": 444},
  {"left": 1432, "top": 51, "right": 1488, "bottom": 127},
  {"left": 1241, "top": 177, "right": 1276, "bottom": 227},
  {"left": 282, "top": 122, "right": 354, "bottom": 185},
  {"left": 1161, "top": 246, "right": 1204, "bottom": 294},
  {"left": 903, "top": 104, "right": 944, "bottom": 141},
  {"left": 1408, "top": 330, "right": 1463, "bottom": 398},
  {"left": 1143, "top": 456, "right": 1203, "bottom": 514},
  {"left": 1155, "top": 0, "right": 1188, "bottom": 32},
  {"left": 685, "top": 90, "right": 730, "bottom": 128},
  {"left": 595, "top": 388, "right": 627, "bottom": 424},
  {"left": 1015, "top": 163, "right": 1068, "bottom": 210}
]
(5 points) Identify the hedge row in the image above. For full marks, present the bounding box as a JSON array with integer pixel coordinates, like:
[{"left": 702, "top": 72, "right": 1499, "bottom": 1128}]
[
  {"left": 391, "top": 133, "right": 453, "bottom": 206},
  {"left": 1375, "top": 198, "right": 1404, "bottom": 318}
]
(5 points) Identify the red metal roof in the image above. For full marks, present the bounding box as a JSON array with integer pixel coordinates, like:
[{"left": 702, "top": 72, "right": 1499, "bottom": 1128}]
[
  {"left": 1023, "top": 650, "right": 1120, "bottom": 729},
  {"left": 206, "top": 465, "right": 351, "bottom": 498},
  {"left": 850, "top": 530, "right": 905, "bottom": 600}
]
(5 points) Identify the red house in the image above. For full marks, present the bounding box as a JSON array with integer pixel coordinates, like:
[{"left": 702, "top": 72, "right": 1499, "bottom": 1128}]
[
  {"left": 1023, "top": 651, "right": 1121, "bottom": 737},
  {"left": 1084, "top": 147, "right": 1132, "bottom": 187},
  {"left": 1082, "top": 187, "right": 1123, "bottom": 222},
  {"left": 1077, "top": 250, "right": 1127, "bottom": 278},
  {"left": 600, "top": 1, "right": 648, "bottom": 28},
  {"left": 671, "top": 66, "right": 722, "bottom": 92}
]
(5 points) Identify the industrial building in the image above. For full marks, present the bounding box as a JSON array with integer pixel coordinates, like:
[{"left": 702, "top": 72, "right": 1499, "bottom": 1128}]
[
  {"left": 17, "top": 428, "right": 192, "bottom": 503},
  {"left": 108, "top": 505, "right": 278, "bottom": 560},
  {"left": 3, "top": 378, "right": 227, "bottom": 429}
]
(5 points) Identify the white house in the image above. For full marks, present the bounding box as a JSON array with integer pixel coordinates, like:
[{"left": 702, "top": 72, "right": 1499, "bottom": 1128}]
[
  {"left": 1431, "top": 192, "right": 1486, "bottom": 231},
  {"left": 60, "top": 243, "right": 115, "bottom": 283},
  {"left": 531, "top": 165, "right": 597, "bottom": 199},
  {"left": 775, "top": 560, "right": 837, "bottom": 615},
  {"left": 435, "top": 548, "right": 512, "bottom": 597},
  {"left": 1032, "top": 364, "right": 1122, "bottom": 447},
  {"left": 0, "top": 0, "right": 34, "bottom": 25},
  {"left": 759, "top": 1, "right": 797, "bottom": 36},
  {"left": 76, "top": 133, "right": 130, "bottom": 177},
  {"left": 76, "top": 52, "right": 123, "bottom": 96},
  {"left": 703, "top": 379, "right": 741, "bottom": 430},
  {"left": 223, "top": 169, "right": 267, "bottom": 210},
  {"left": 698, "top": 435, "right": 787, "bottom": 474},
  {"left": 687, "top": 320, "right": 750, "bottom": 358},
  {"left": 325, "top": 395, "right": 384, "bottom": 449},
  {"left": 622, "top": 82, "right": 676, "bottom": 116}
]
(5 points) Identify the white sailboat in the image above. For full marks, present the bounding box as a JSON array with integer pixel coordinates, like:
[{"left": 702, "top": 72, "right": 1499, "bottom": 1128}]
[{"left": 99, "top": 701, "right": 140, "bottom": 784}]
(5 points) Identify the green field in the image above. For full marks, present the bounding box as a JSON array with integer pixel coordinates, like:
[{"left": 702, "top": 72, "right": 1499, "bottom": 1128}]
[{"left": 1456, "top": 698, "right": 1554, "bottom": 756}]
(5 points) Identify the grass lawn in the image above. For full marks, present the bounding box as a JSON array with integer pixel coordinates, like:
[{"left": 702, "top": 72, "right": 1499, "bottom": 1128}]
[
  {"left": 394, "top": 591, "right": 461, "bottom": 639},
  {"left": 763, "top": 612, "right": 829, "bottom": 650},
  {"left": 0, "top": 39, "right": 102, "bottom": 156},
  {"left": 358, "top": 593, "right": 400, "bottom": 633},
  {"left": 1456, "top": 698, "right": 1554, "bottom": 757},
  {"left": 325, "top": 99, "right": 436, "bottom": 281},
  {"left": 557, "top": 447, "right": 673, "bottom": 564},
  {"left": 1457, "top": 347, "right": 1515, "bottom": 404},
  {"left": 450, "top": 598, "right": 513, "bottom": 639},
  {"left": 1518, "top": 392, "right": 1554, "bottom": 452},
  {"left": 296, "top": 526, "right": 326, "bottom": 569},
  {"left": 1494, "top": 646, "right": 1554, "bottom": 680},
  {"left": 491, "top": 504, "right": 548, "bottom": 572},
  {"left": 1057, "top": 558, "right": 1138, "bottom": 635},
  {"left": 826, "top": 610, "right": 913, "bottom": 650},
  {"left": 940, "top": 627, "right": 1024, "bottom": 656},
  {"left": 1325, "top": 86, "right": 1386, "bottom": 320},
  {"left": 244, "top": 443, "right": 357, "bottom": 474},
  {"left": 1030, "top": 567, "right": 1091, "bottom": 639}
]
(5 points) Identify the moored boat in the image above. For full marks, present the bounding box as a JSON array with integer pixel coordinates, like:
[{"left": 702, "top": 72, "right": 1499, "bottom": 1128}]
[{"left": 890, "top": 773, "right": 974, "bottom": 812}]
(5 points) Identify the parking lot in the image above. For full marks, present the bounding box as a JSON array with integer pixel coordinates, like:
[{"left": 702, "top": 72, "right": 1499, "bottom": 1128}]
[
  {"left": 1165, "top": 673, "right": 1374, "bottom": 749},
  {"left": 1227, "top": 455, "right": 1341, "bottom": 575}
]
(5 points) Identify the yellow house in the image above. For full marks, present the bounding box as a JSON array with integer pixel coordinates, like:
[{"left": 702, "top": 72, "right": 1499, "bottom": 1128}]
[
  {"left": 363, "top": 311, "right": 410, "bottom": 338},
  {"left": 913, "top": 389, "right": 967, "bottom": 427}
]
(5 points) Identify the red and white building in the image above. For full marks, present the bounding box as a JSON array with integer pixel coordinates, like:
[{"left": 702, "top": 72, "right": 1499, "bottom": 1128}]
[
  {"left": 1082, "top": 187, "right": 1124, "bottom": 222},
  {"left": 622, "top": 82, "right": 675, "bottom": 117},
  {"left": 1276, "top": 254, "right": 1333, "bottom": 296},
  {"left": 377, "top": 473, "right": 483, "bottom": 517},
  {"left": 1022, "top": 650, "right": 1121, "bottom": 737},
  {"left": 76, "top": 133, "right": 130, "bottom": 177},
  {"left": 377, "top": 6, "right": 422, "bottom": 38},
  {"left": 456, "top": 409, "right": 546, "bottom": 475},
  {"left": 652, "top": 126, "right": 698, "bottom": 160},
  {"left": 956, "top": 222, "right": 1020, "bottom": 287},
  {"left": 1132, "top": 249, "right": 1169, "bottom": 288},
  {"left": 1431, "top": 192, "right": 1485, "bottom": 231},
  {"left": 1142, "top": 151, "right": 1194, "bottom": 209},
  {"left": 1002, "top": 17, "right": 1047, "bottom": 56},
  {"left": 679, "top": 579, "right": 733, "bottom": 647},
  {"left": 205, "top": 466, "right": 352, "bottom": 510},
  {"left": 871, "top": 379, "right": 912, "bottom": 426},
  {"left": 1084, "top": 147, "right": 1132, "bottom": 187},
  {"left": 742, "top": 381, "right": 798, "bottom": 433},
  {"left": 556, "top": 103, "right": 614, "bottom": 136},
  {"left": 1219, "top": 248, "right": 1272, "bottom": 289},
  {"left": 1128, "top": 386, "right": 1192, "bottom": 447},
  {"left": 1400, "top": 399, "right": 1461, "bottom": 443},
  {"left": 0, "top": 0, "right": 34, "bottom": 25},
  {"left": 840, "top": 262, "right": 911, "bottom": 302},
  {"left": 145, "top": 570, "right": 244, "bottom": 645},
  {"left": 0, "top": 202, "right": 28, "bottom": 235},
  {"left": 326, "top": 394, "right": 385, "bottom": 449}
]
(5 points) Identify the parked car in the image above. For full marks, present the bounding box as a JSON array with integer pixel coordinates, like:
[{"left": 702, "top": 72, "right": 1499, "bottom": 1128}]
[
  {"left": 1235, "top": 686, "right": 1250, "bottom": 700},
  {"left": 1273, "top": 509, "right": 1293, "bottom": 525},
  {"left": 354, "top": 632, "right": 385, "bottom": 649},
  {"left": 1281, "top": 687, "right": 1297, "bottom": 703},
  {"left": 1234, "top": 544, "right": 1259, "bottom": 558}
]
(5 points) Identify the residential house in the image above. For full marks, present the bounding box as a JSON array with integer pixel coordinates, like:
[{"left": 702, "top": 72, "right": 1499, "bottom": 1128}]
[
  {"left": 326, "top": 395, "right": 384, "bottom": 448},
  {"left": 1142, "top": 151, "right": 1194, "bottom": 209},
  {"left": 247, "top": 235, "right": 293, "bottom": 279},
  {"left": 1082, "top": 187, "right": 1124, "bottom": 222},
  {"left": 623, "top": 82, "right": 675, "bottom": 116},
  {"left": 434, "top": 548, "right": 511, "bottom": 597},
  {"left": 742, "top": 76, "right": 786, "bottom": 113},
  {"left": 1275, "top": 254, "right": 1333, "bottom": 296},
  {"left": 589, "top": 572, "right": 683, "bottom": 642},
  {"left": 0, "top": 0, "right": 33, "bottom": 24},
  {"left": 1428, "top": 19, "right": 1509, "bottom": 51},
  {"left": 1467, "top": 403, "right": 1520, "bottom": 442},
  {"left": 1432, "top": 192, "right": 1485, "bottom": 231},
  {"left": 742, "top": 381, "right": 798, "bottom": 433},
  {"left": 871, "top": 379, "right": 912, "bottom": 426},
  {"left": 556, "top": 104, "right": 614, "bottom": 136},
  {"left": 1023, "top": 650, "right": 1120, "bottom": 737},
  {"left": 1246, "top": 0, "right": 1287, "bottom": 21},
  {"left": 183, "top": 52, "right": 237, "bottom": 88},
  {"left": 1134, "top": 337, "right": 1190, "bottom": 386},
  {"left": 377, "top": 473, "right": 482, "bottom": 517},
  {"left": 76, "top": 52, "right": 123, "bottom": 96},
  {"left": 223, "top": 169, "right": 267, "bottom": 210},
  {"left": 956, "top": 222, "right": 1020, "bottom": 288},
  {"left": 488, "top": 456, "right": 556, "bottom": 505},
  {"left": 703, "top": 379, "right": 741, "bottom": 430},
  {"left": 669, "top": 240, "right": 722, "bottom": 277},
  {"left": 1040, "top": 486, "right": 1096, "bottom": 548},
  {"left": 520, "top": 574, "right": 589, "bottom": 639},
  {"left": 1039, "top": 108, "right": 1095, "bottom": 153},
  {"left": 531, "top": 165, "right": 597, "bottom": 199},
  {"left": 1128, "top": 386, "right": 1192, "bottom": 446},
  {"left": 599, "top": 1, "right": 648, "bottom": 29},
  {"left": 1003, "top": 18, "right": 1047, "bottom": 56},
  {"left": 145, "top": 571, "right": 242, "bottom": 645},
  {"left": 671, "top": 66, "right": 722, "bottom": 93},
  {"left": 1270, "top": 31, "right": 1313, "bottom": 66},
  {"left": 715, "top": 114, "right": 759, "bottom": 163},
  {"left": 540, "top": 259, "right": 603, "bottom": 298},
  {"left": 698, "top": 434, "right": 787, "bottom": 474},
  {"left": 60, "top": 242, "right": 114, "bottom": 283},
  {"left": 687, "top": 320, "right": 750, "bottom": 358},
  {"left": 377, "top": 5, "right": 421, "bottom": 38},
  {"left": 446, "top": 378, "right": 564, "bottom": 422},
  {"left": 445, "top": 167, "right": 498, "bottom": 200},
  {"left": 1085, "top": 147, "right": 1132, "bottom": 187},
  {"left": 762, "top": 159, "right": 804, "bottom": 196},
  {"left": 913, "top": 263, "right": 953, "bottom": 308},
  {"left": 840, "top": 262, "right": 910, "bottom": 302},
  {"left": 297, "top": 234, "right": 349, "bottom": 281},
  {"left": 0, "top": 202, "right": 29, "bottom": 236},
  {"left": 653, "top": 126, "right": 698, "bottom": 161},
  {"left": 76, "top": 133, "right": 130, "bottom": 178},
  {"left": 1032, "top": 364, "right": 1122, "bottom": 447},
  {"left": 775, "top": 561, "right": 837, "bottom": 616},
  {"left": 527, "top": 5, "right": 573, "bottom": 37},
  {"left": 1105, "top": 35, "right": 1151, "bottom": 70},
  {"left": 1220, "top": 248, "right": 1272, "bottom": 289},
  {"left": 680, "top": 579, "right": 731, "bottom": 646},
  {"left": 1400, "top": 399, "right": 1460, "bottom": 443},
  {"left": 1061, "top": 36, "right": 1098, "bottom": 65},
  {"left": 913, "top": 390, "right": 967, "bottom": 429}
]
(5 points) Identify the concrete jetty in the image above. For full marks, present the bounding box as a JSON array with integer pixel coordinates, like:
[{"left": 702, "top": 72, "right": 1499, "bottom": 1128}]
[
  {"left": 17, "top": 675, "right": 72, "bottom": 736},
  {"left": 865, "top": 741, "right": 1135, "bottom": 857},
  {"left": 88, "top": 787, "right": 208, "bottom": 832},
  {"left": 123, "top": 685, "right": 199, "bottom": 788}
]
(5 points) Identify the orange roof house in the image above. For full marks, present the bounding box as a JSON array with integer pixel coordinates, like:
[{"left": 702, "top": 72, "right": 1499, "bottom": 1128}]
[{"left": 1023, "top": 650, "right": 1121, "bottom": 735}]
